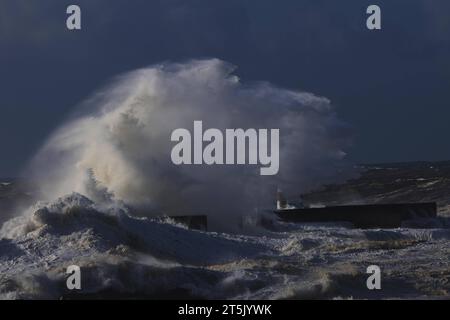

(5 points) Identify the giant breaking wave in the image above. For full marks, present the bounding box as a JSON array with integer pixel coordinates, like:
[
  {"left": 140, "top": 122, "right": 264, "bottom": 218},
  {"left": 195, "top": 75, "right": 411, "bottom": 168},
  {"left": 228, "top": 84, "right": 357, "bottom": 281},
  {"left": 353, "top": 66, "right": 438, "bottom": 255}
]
[
  {"left": 21, "top": 59, "right": 351, "bottom": 231},
  {"left": 1, "top": 60, "right": 449, "bottom": 300}
]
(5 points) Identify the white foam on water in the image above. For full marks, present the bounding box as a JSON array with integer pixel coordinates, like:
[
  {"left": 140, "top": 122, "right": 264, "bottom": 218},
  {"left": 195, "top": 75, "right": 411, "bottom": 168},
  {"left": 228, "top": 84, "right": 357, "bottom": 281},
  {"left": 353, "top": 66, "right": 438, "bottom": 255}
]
[{"left": 0, "top": 193, "right": 449, "bottom": 299}]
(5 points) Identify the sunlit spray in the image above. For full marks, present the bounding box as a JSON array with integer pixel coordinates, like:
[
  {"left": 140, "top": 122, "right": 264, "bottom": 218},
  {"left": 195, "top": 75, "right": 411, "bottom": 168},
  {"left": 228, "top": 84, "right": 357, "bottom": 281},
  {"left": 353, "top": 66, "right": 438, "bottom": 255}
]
[{"left": 24, "top": 59, "right": 352, "bottom": 231}]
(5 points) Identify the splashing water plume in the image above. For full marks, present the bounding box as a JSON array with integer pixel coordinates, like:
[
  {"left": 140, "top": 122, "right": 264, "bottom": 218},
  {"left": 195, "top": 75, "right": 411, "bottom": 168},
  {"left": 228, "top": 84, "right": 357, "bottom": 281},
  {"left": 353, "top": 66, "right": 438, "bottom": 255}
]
[{"left": 25, "top": 59, "right": 352, "bottom": 231}]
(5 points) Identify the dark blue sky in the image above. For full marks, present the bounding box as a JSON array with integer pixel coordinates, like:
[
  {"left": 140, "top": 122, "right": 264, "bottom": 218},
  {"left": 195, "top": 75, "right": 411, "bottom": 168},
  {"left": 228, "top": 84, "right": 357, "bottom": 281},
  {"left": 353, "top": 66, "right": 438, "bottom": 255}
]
[{"left": 1, "top": 0, "right": 450, "bottom": 177}]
